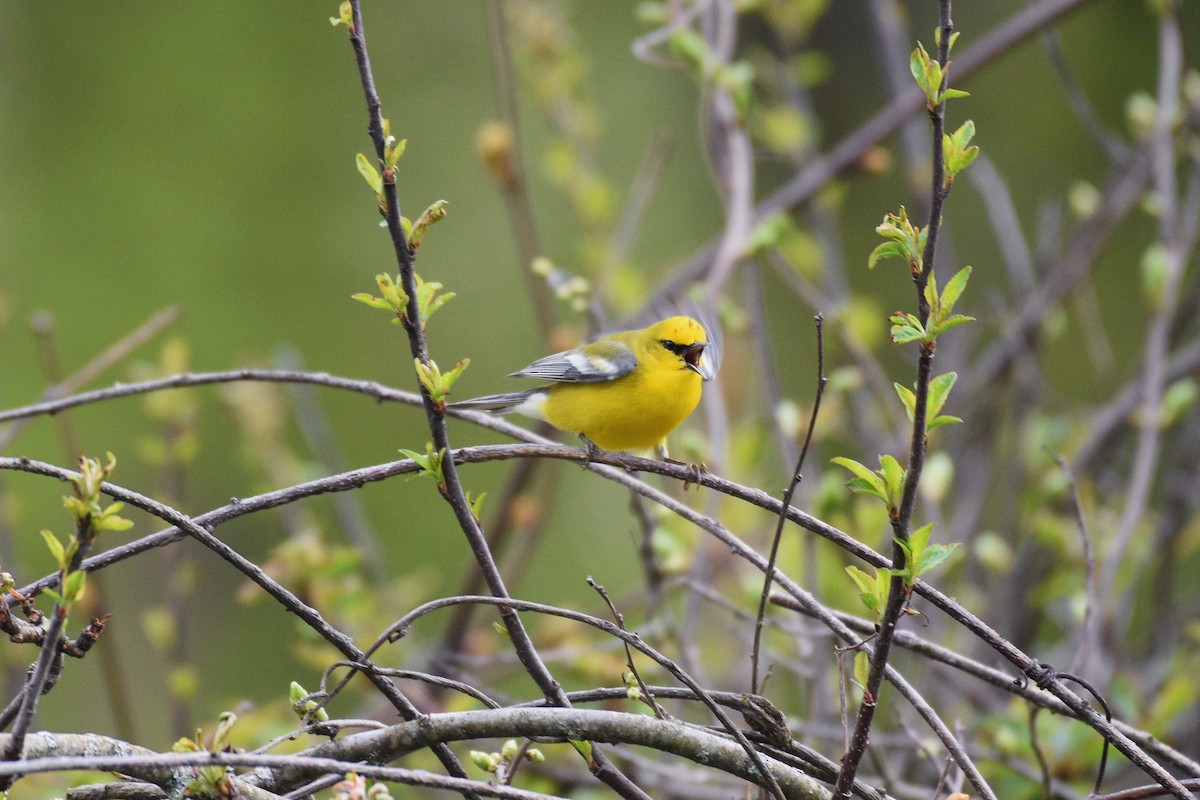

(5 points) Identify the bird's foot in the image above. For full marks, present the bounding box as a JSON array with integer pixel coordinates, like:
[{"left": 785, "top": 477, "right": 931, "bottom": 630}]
[
  {"left": 579, "top": 435, "right": 602, "bottom": 468},
  {"left": 662, "top": 456, "right": 708, "bottom": 490}
]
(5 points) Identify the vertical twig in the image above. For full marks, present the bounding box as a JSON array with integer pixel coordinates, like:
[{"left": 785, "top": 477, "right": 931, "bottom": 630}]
[
  {"left": 589, "top": 578, "right": 667, "bottom": 720},
  {"left": 750, "top": 316, "right": 826, "bottom": 693},
  {"left": 345, "top": 6, "right": 654, "bottom": 800},
  {"left": 833, "top": 3, "right": 954, "bottom": 796}
]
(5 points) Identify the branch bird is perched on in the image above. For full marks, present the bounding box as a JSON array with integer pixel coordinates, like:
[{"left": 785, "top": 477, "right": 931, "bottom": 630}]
[{"left": 454, "top": 316, "right": 715, "bottom": 458}]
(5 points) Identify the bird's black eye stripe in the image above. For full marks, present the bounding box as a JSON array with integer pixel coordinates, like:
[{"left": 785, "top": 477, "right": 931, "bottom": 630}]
[{"left": 660, "top": 339, "right": 688, "bottom": 356}]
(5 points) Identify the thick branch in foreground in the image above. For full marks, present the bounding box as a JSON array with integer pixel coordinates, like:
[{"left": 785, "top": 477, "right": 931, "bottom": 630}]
[{"left": 0, "top": 710, "right": 829, "bottom": 800}]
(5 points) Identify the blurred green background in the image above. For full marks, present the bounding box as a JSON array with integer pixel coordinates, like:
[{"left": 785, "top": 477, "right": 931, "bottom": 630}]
[{"left": 0, "top": 0, "right": 1192, "bottom": 765}]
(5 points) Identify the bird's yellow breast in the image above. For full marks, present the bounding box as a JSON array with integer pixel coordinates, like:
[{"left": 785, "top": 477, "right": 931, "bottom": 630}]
[{"left": 543, "top": 362, "right": 703, "bottom": 452}]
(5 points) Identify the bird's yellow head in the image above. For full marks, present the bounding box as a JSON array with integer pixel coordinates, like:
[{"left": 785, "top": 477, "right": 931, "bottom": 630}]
[{"left": 646, "top": 316, "right": 715, "bottom": 382}]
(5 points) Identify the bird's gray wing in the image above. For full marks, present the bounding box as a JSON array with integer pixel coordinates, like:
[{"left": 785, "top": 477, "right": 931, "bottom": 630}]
[{"left": 510, "top": 339, "right": 637, "bottom": 383}]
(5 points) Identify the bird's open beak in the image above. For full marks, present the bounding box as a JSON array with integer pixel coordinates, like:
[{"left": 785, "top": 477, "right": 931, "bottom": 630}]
[{"left": 684, "top": 342, "right": 715, "bottom": 382}]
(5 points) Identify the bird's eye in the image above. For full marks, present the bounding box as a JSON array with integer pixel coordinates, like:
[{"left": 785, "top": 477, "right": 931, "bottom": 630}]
[{"left": 660, "top": 339, "right": 685, "bottom": 355}]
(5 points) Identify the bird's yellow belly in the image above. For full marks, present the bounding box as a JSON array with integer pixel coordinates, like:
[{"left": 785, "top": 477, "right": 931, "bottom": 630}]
[{"left": 544, "top": 369, "right": 702, "bottom": 452}]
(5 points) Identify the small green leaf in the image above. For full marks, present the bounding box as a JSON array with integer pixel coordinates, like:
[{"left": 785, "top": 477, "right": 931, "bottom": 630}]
[
  {"left": 413, "top": 274, "right": 455, "bottom": 326},
  {"left": 40, "top": 529, "right": 66, "bottom": 569},
  {"left": 400, "top": 448, "right": 424, "bottom": 464},
  {"left": 62, "top": 496, "right": 88, "bottom": 520},
  {"left": 939, "top": 266, "right": 972, "bottom": 313},
  {"left": 879, "top": 454, "right": 906, "bottom": 510},
  {"left": 897, "top": 520, "right": 931, "bottom": 582},
  {"left": 873, "top": 207, "right": 924, "bottom": 273},
  {"left": 213, "top": 712, "right": 238, "bottom": 752},
  {"left": 400, "top": 443, "right": 446, "bottom": 485},
  {"left": 466, "top": 491, "right": 488, "bottom": 521},
  {"left": 834, "top": 455, "right": 908, "bottom": 511},
  {"left": 890, "top": 321, "right": 926, "bottom": 344},
  {"left": 924, "top": 270, "right": 940, "bottom": 315},
  {"left": 908, "top": 521, "right": 933, "bottom": 556},
  {"left": 853, "top": 650, "right": 871, "bottom": 690},
  {"left": 926, "top": 414, "right": 962, "bottom": 430},
  {"left": 351, "top": 292, "right": 391, "bottom": 310},
  {"left": 413, "top": 359, "right": 438, "bottom": 397},
  {"left": 915, "top": 542, "right": 960, "bottom": 576},
  {"left": 929, "top": 314, "right": 976, "bottom": 336},
  {"left": 409, "top": 199, "right": 448, "bottom": 248},
  {"left": 896, "top": 522, "right": 959, "bottom": 583},
  {"left": 845, "top": 477, "right": 888, "bottom": 504},
  {"left": 926, "top": 372, "right": 958, "bottom": 419},
  {"left": 894, "top": 537, "right": 915, "bottom": 582},
  {"left": 375, "top": 273, "right": 407, "bottom": 311},
  {"left": 442, "top": 359, "right": 469, "bottom": 393},
  {"left": 61, "top": 569, "right": 87, "bottom": 605},
  {"left": 384, "top": 136, "right": 407, "bottom": 170},
  {"left": 95, "top": 503, "right": 134, "bottom": 532},
  {"left": 939, "top": 88, "right": 970, "bottom": 102},
  {"left": 950, "top": 119, "right": 975, "bottom": 147},
  {"left": 171, "top": 735, "right": 203, "bottom": 754},
  {"left": 95, "top": 516, "right": 134, "bottom": 532},
  {"left": 945, "top": 139, "right": 979, "bottom": 179},
  {"left": 845, "top": 564, "right": 874, "bottom": 595},
  {"left": 413, "top": 357, "right": 470, "bottom": 407},
  {"left": 831, "top": 456, "right": 879, "bottom": 485},
  {"left": 845, "top": 565, "right": 885, "bottom": 619},
  {"left": 832, "top": 457, "right": 888, "bottom": 503},
  {"left": 330, "top": 1, "right": 352, "bottom": 28},
  {"left": 420, "top": 291, "right": 455, "bottom": 326},
  {"left": 910, "top": 42, "right": 941, "bottom": 105},
  {"left": 893, "top": 382, "right": 916, "bottom": 421},
  {"left": 908, "top": 45, "right": 925, "bottom": 87},
  {"left": 569, "top": 739, "right": 594, "bottom": 765},
  {"left": 873, "top": 568, "right": 892, "bottom": 605},
  {"left": 868, "top": 240, "right": 909, "bottom": 270},
  {"left": 356, "top": 153, "right": 382, "bottom": 195}
]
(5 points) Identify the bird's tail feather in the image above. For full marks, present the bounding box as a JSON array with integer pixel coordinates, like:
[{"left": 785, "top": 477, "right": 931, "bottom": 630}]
[{"left": 452, "top": 388, "right": 548, "bottom": 419}]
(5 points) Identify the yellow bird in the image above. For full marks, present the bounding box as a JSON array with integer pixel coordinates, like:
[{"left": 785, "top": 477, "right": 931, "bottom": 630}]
[{"left": 455, "top": 316, "right": 715, "bottom": 457}]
